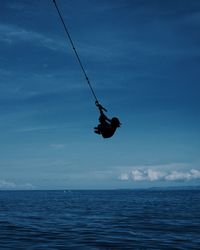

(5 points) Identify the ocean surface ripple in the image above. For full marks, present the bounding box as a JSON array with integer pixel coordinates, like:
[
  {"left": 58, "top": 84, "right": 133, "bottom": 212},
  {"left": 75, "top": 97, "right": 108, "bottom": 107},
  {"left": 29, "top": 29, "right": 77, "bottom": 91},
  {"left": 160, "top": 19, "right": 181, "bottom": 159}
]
[{"left": 0, "top": 190, "right": 199, "bottom": 249}]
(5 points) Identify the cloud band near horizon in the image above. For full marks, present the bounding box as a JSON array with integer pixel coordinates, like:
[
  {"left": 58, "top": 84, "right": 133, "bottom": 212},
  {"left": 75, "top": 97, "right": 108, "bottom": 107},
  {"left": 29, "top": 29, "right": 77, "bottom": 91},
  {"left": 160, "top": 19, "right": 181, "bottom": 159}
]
[{"left": 119, "top": 168, "right": 200, "bottom": 182}]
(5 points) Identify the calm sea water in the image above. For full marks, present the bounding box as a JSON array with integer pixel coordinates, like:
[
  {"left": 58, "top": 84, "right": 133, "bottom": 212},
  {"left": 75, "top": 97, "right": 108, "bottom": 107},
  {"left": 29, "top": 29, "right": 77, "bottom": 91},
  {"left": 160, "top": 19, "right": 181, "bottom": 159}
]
[{"left": 0, "top": 190, "right": 199, "bottom": 249}]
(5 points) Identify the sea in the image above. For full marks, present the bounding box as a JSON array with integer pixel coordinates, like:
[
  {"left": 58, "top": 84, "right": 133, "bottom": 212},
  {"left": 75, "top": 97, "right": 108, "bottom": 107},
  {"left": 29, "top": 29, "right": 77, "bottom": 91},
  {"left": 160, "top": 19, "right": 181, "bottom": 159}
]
[{"left": 0, "top": 189, "right": 199, "bottom": 249}]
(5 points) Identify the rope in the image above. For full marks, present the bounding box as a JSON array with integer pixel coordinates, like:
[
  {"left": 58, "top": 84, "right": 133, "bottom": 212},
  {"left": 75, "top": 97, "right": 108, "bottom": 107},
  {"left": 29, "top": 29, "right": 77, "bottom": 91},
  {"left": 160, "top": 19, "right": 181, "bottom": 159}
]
[{"left": 52, "top": 0, "right": 99, "bottom": 104}]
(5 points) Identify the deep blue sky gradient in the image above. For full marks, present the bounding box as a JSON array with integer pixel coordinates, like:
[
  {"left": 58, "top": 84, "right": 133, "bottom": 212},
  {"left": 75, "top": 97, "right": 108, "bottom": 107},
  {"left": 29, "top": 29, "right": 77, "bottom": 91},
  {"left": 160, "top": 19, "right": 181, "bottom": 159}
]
[{"left": 0, "top": 0, "right": 200, "bottom": 189}]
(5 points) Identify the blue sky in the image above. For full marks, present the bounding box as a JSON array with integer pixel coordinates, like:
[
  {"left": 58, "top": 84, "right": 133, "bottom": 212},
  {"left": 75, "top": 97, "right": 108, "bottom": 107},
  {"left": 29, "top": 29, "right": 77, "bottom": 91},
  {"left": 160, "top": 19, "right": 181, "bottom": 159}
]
[{"left": 0, "top": 0, "right": 200, "bottom": 189}]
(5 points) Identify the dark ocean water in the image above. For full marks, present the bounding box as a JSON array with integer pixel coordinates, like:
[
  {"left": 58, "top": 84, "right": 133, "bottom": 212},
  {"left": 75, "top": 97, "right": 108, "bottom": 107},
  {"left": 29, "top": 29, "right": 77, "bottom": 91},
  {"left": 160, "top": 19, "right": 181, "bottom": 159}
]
[{"left": 0, "top": 190, "right": 199, "bottom": 250}]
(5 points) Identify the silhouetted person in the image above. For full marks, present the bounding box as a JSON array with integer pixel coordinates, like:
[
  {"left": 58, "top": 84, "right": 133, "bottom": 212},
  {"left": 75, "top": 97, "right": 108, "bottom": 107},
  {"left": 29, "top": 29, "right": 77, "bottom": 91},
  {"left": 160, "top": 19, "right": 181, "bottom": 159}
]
[{"left": 94, "top": 102, "right": 121, "bottom": 138}]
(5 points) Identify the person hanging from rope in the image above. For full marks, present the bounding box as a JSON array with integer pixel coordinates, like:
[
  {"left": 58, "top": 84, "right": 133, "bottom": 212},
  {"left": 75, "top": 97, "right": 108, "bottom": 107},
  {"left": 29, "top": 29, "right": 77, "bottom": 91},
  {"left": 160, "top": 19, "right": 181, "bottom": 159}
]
[
  {"left": 53, "top": 0, "right": 121, "bottom": 138},
  {"left": 94, "top": 101, "right": 121, "bottom": 138}
]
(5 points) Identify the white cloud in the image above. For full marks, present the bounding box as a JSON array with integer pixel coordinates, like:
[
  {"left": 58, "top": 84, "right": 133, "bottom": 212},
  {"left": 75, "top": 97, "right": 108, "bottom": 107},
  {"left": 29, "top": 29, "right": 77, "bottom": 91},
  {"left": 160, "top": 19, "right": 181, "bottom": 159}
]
[
  {"left": 165, "top": 169, "right": 200, "bottom": 181},
  {"left": 191, "top": 169, "right": 200, "bottom": 179},
  {"left": 147, "top": 169, "right": 165, "bottom": 181},
  {"left": 119, "top": 173, "right": 129, "bottom": 181},
  {"left": 165, "top": 171, "right": 190, "bottom": 181},
  {"left": 119, "top": 164, "right": 200, "bottom": 183},
  {"left": 131, "top": 169, "right": 146, "bottom": 181},
  {"left": 130, "top": 169, "right": 165, "bottom": 182}
]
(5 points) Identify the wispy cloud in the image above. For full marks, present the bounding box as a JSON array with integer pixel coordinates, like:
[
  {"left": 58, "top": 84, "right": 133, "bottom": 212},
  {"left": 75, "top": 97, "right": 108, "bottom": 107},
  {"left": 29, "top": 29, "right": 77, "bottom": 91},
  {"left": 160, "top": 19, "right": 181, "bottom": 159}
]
[
  {"left": 0, "top": 23, "right": 66, "bottom": 52},
  {"left": 0, "top": 69, "right": 85, "bottom": 101},
  {"left": 119, "top": 167, "right": 200, "bottom": 182},
  {"left": 0, "top": 180, "right": 16, "bottom": 189},
  {"left": 0, "top": 180, "right": 34, "bottom": 189},
  {"left": 50, "top": 143, "right": 65, "bottom": 149},
  {"left": 6, "top": 2, "right": 26, "bottom": 11},
  {"left": 17, "top": 125, "right": 68, "bottom": 132},
  {"left": 16, "top": 124, "right": 79, "bottom": 133},
  {"left": 0, "top": 23, "right": 131, "bottom": 62}
]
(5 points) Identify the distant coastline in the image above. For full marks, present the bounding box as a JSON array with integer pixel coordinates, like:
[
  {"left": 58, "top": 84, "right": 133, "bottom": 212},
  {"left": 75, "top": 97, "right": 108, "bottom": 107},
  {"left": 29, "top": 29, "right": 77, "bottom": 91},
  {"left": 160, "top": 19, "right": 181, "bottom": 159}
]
[{"left": 0, "top": 185, "right": 200, "bottom": 191}]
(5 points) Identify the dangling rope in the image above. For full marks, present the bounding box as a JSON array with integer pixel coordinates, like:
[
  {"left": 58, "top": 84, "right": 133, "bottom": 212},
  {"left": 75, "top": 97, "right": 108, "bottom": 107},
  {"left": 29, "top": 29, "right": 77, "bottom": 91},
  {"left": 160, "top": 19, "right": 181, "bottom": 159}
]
[{"left": 52, "top": 0, "right": 100, "bottom": 105}]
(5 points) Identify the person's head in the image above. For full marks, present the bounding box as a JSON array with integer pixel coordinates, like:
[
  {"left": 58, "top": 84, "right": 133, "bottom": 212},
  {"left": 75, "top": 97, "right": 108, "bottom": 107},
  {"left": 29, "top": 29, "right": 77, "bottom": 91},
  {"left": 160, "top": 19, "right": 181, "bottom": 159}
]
[{"left": 111, "top": 117, "right": 121, "bottom": 128}]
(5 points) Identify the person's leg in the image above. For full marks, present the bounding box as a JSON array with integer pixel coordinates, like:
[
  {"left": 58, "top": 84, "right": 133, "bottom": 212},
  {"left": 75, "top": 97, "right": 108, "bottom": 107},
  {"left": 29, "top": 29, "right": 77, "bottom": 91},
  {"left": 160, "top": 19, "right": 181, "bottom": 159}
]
[
  {"left": 94, "top": 124, "right": 101, "bottom": 134},
  {"left": 94, "top": 110, "right": 106, "bottom": 135}
]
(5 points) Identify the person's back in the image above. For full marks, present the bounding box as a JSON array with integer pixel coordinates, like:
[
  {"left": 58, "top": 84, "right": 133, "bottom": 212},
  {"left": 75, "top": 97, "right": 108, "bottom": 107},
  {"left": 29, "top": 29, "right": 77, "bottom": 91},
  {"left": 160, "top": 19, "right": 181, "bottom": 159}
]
[
  {"left": 101, "top": 124, "right": 118, "bottom": 138},
  {"left": 94, "top": 116, "right": 121, "bottom": 138}
]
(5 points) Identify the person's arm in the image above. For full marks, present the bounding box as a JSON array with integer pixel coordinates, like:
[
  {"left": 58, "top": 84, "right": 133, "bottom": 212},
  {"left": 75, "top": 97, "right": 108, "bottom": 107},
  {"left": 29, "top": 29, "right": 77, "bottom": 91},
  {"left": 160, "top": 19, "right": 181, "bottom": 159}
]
[
  {"left": 104, "top": 115, "right": 111, "bottom": 122},
  {"left": 96, "top": 101, "right": 111, "bottom": 122},
  {"left": 99, "top": 111, "right": 111, "bottom": 122}
]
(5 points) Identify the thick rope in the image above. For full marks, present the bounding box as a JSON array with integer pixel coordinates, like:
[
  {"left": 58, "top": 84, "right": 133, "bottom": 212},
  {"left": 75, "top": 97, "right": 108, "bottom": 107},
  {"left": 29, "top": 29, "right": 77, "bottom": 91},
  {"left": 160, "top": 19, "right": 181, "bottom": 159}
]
[{"left": 52, "top": 0, "right": 99, "bottom": 104}]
